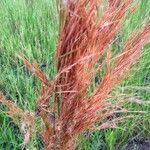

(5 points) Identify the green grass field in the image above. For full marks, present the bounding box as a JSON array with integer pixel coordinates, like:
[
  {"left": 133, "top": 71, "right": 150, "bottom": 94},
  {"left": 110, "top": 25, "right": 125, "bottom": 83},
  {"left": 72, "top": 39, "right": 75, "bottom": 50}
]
[{"left": 0, "top": 0, "right": 150, "bottom": 149}]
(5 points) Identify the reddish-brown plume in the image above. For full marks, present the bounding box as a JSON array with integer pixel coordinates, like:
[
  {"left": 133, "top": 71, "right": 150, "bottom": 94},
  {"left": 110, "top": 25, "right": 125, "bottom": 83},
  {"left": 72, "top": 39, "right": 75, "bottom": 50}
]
[{"left": 1, "top": 0, "right": 150, "bottom": 150}]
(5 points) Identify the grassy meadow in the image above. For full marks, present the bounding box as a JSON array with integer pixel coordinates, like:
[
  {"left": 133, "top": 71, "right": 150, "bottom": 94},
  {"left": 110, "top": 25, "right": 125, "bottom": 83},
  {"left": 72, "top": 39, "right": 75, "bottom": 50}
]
[{"left": 0, "top": 0, "right": 150, "bottom": 149}]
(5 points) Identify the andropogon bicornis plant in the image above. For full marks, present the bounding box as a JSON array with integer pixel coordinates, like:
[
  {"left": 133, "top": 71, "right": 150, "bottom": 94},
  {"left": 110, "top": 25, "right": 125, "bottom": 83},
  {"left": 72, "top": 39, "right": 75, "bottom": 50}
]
[{"left": 1, "top": 0, "right": 150, "bottom": 149}]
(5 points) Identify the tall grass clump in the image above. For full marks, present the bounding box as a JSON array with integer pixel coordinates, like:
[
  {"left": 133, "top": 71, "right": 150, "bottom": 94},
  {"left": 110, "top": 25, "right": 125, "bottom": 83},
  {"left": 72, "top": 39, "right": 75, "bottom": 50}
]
[{"left": 1, "top": 0, "right": 150, "bottom": 149}]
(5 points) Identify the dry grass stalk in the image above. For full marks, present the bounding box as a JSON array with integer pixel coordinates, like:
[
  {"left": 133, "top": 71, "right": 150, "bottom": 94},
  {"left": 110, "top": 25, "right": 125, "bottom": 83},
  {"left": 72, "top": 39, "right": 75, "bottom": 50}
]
[
  {"left": 0, "top": 92, "right": 35, "bottom": 147},
  {"left": 1, "top": 0, "right": 150, "bottom": 150},
  {"left": 57, "top": 0, "right": 68, "bottom": 33}
]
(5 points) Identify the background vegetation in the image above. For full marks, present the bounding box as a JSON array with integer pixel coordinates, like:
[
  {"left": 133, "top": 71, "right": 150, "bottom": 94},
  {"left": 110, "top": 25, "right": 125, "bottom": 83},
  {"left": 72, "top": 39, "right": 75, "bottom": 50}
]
[{"left": 0, "top": 0, "right": 150, "bottom": 149}]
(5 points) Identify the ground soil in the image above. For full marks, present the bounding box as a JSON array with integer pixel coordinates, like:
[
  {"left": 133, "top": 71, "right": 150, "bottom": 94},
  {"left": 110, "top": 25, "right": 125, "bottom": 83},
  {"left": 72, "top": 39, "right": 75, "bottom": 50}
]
[{"left": 125, "top": 139, "right": 150, "bottom": 150}]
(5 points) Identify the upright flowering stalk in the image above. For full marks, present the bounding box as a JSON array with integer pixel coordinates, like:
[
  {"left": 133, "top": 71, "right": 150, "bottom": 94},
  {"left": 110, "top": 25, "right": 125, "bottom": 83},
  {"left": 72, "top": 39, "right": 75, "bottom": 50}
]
[{"left": 50, "top": 1, "right": 150, "bottom": 148}]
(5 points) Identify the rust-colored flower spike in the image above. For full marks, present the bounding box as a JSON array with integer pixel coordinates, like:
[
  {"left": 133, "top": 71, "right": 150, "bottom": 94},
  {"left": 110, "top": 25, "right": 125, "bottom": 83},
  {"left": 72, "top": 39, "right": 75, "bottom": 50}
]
[
  {"left": 52, "top": 0, "right": 150, "bottom": 149},
  {"left": 10, "top": 0, "right": 150, "bottom": 149}
]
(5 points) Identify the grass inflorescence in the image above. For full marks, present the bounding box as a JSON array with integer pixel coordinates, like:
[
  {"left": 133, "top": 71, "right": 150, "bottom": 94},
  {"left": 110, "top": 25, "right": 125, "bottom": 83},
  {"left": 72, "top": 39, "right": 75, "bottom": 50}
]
[{"left": 0, "top": 0, "right": 150, "bottom": 149}]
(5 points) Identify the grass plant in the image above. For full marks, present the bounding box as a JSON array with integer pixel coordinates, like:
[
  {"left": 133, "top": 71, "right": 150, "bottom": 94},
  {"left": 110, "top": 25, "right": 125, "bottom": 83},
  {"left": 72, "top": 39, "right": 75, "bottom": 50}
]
[{"left": 0, "top": 0, "right": 150, "bottom": 150}]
